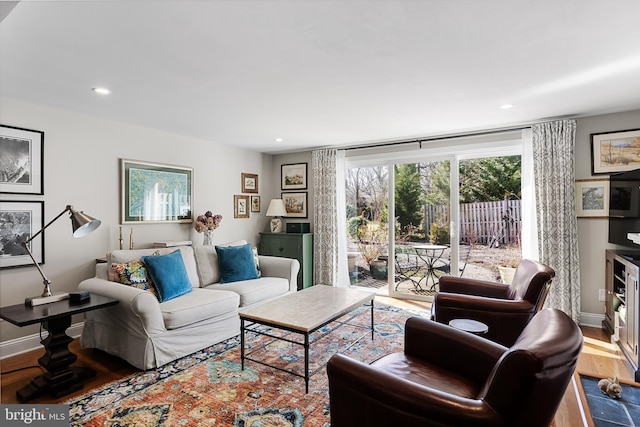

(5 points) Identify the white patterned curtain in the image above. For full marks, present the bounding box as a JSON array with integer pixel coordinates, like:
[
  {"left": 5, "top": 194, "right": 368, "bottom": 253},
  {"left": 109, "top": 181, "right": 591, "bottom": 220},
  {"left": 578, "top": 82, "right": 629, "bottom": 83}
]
[
  {"left": 312, "top": 149, "right": 344, "bottom": 286},
  {"left": 532, "top": 120, "right": 581, "bottom": 322}
]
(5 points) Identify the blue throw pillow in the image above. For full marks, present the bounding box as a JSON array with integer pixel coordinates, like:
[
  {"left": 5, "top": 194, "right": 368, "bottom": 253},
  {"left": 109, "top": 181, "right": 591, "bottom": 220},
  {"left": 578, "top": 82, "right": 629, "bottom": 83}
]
[
  {"left": 215, "top": 243, "right": 259, "bottom": 283},
  {"left": 142, "top": 250, "right": 192, "bottom": 302}
]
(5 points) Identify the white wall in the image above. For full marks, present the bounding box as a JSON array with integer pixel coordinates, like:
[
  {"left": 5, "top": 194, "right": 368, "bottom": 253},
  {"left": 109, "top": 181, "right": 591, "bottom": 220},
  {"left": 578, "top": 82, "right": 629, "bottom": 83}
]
[
  {"left": 575, "top": 109, "right": 640, "bottom": 321},
  {"left": 0, "top": 97, "right": 275, "bottom": 342}
]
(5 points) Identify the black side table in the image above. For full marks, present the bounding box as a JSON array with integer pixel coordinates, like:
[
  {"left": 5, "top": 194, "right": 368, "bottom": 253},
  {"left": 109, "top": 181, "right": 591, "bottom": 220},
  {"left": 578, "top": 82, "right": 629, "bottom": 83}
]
[{"left": 0, "top": 294, "right": 118, "bottom": 402}]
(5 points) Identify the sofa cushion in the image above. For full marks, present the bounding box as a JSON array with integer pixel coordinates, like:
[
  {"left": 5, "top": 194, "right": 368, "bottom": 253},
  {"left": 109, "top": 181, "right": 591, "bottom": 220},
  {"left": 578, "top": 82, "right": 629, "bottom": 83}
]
[
  {"left": 194, "top": 240, "right": 248, "bottom": 286},
  {"left": 143, "top": 250, "right": 193, "bottom": 302},
  {"left": 108, "top": 246, "right": 200, "bottom": 288},
  {"left": 159, "top": 288, "right": 240, "bottom": 330},
  {"left": 216, "top": 243, "right": 259, "bottom": 283},
  {"left": 204, "top": 276, "right": 289, "bottom": 307},
  {"left": 109, "top": 258, "right": 159, "bottom": 299}
]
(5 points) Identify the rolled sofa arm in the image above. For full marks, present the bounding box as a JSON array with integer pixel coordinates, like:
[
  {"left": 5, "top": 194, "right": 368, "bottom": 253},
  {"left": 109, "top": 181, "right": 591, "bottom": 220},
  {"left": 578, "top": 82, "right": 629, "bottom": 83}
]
[
  {"left": 258, "top": 255, "right": 300, "bottom": 292},
  {"left": 78, "top": 277, "right": 167, "bottom": 336}
]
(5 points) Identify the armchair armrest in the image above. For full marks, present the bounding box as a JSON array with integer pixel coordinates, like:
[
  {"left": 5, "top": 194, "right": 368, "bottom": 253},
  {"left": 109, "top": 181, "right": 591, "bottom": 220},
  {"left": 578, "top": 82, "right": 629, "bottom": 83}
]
[
  {"left": 439, "top": 276, "right": 510, "bottom": 298},
  {"left": 404, "top": 316, "right": 506, "bottom": 383},
  {"left": 327, "top": 354, "right": 500, "bottom": 427},
  {"left": 258, "top": 255, "right": 300, "bottom": 292},
  {"left": 78, "top": 277, "right": 167, "bottom": 336}
]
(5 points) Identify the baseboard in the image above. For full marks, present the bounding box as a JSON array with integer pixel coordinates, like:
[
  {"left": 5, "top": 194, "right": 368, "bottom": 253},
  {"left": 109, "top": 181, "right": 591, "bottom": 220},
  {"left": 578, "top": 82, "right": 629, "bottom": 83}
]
[
  {"left": 579, "top": 311, "right": 604, "bottom": 328},
  {"left": 0, "top": 321, "right": 84, "bottom": 360}
]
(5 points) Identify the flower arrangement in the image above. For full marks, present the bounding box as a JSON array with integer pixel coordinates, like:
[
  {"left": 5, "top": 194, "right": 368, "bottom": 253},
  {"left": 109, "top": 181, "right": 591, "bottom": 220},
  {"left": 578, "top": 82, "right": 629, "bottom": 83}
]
[{"left": 194, "top": 211, "right": 222, "bottom": 233}]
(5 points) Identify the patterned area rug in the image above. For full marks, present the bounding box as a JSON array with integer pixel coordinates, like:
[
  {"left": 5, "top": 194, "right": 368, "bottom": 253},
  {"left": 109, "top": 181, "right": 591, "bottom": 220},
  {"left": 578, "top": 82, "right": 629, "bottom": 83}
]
[{"left": 65, "top": 303, "right": 427, "bottom": 426}]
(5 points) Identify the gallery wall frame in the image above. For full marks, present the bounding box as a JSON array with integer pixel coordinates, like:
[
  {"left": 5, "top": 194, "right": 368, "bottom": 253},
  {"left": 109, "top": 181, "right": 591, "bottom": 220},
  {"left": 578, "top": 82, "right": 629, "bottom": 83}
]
[
  {"left": 242, "top": 173, "right": 258, "bottom": 193},
  {"left": 251, "top": 195, "right": 261, "bottom": 212},
  {"left": 0, "top": 124, "right": 44, "bottom": 195},
  {"left": 591, "top": 128, "right": 640, "bottom": 175},
  {"left": 281, "top": 192, "right": 308, "bottom": 218},
  {"left": 575, "top": 178, "right": 609, "bottom": 218},
  {"left": 234, "top": 195, "right": 250, "bottom": 218},
  {"left": 0, "top": 200, "right": 45, "bottom": 268},
  {"left": 121, "top": 159, "right": 193, "bottom": 224},
  {"left": 281, "top": 163, "right": 308, "bottom": 190}
]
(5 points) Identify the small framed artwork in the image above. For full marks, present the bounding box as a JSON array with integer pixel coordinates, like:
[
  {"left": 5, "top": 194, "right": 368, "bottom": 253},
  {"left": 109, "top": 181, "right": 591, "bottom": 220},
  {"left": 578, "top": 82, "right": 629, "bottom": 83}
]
[
  {"left": 591, "top": 129, "right": 640, "bottom": 174},
  {"left": 575, "top": 179, "right": 609, "bottom": 218},
  {"left": 234, "top": 195, "right": 250, "bottom": 218},
  {"left": 121, "top": 159, "right": 193, "bottom": 224},
  {"left": 281, "top": 163, "right": 308, "bottom": 190},
  {"left": 0, "top": 125, "right": 44, "bottom": 195},
  {"left": 0, "top": 200, "right": 45, "bottom": 269},
  {"left": 281, "top": 192, "right": 308, "bottom": 218},
  {"left": 241, "top": 173, "right": 258, "bottom": 193},
  {"left": 251, "top": 195, "right": 261, "bottom": 212}
]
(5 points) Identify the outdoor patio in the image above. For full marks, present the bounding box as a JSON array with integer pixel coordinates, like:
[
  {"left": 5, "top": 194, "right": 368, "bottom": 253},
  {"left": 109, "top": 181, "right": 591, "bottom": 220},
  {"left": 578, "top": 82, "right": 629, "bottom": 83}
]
[{"left": 349, "top": 244, "right": 519, "bottom": 295}]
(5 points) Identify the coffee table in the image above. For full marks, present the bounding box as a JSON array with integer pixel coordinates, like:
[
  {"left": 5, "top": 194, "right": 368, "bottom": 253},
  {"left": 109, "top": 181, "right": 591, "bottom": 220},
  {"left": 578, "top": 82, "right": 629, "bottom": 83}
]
[{"left": 238, "top": 285, "right": 375, "bottom": 392}]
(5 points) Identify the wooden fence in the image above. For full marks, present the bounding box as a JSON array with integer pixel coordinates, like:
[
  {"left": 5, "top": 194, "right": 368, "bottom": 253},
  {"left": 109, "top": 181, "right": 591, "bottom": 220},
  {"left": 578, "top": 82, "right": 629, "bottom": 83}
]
[{"left": 424, "top": 200, "right": 521, "bottom": 246}]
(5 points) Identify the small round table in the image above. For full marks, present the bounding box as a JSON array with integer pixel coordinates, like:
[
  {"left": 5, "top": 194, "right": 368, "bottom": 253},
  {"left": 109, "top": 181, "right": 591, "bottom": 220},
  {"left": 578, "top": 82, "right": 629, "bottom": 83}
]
[{"left": 448, "top": 318, "right": 488, "bottom": 335}]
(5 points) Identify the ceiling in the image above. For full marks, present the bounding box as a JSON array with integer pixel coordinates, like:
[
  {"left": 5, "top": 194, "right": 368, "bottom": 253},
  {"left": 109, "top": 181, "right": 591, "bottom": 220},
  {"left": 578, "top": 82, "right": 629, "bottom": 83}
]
[{"left": 2, "top": 1, "right": 640, "bottom": 154}]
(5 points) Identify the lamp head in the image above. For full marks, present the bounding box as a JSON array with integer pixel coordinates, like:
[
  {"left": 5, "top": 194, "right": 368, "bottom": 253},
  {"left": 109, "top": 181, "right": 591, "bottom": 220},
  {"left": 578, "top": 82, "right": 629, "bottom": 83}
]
[{"left": 69, "top": 205, "right": 101, "bottom": 237}]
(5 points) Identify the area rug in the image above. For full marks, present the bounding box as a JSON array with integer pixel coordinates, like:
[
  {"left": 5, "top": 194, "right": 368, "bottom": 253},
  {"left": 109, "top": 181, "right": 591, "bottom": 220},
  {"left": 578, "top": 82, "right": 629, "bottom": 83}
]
[
  {"left": 65, "top": 303, "right": 427, "bottom": 426},
  {"left": 579, "top": 374, "right": 640, "bottom": 426}
]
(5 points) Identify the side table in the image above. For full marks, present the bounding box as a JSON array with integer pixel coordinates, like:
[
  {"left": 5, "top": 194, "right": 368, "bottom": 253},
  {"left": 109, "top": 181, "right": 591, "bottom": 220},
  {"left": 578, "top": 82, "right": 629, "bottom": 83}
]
[
  {"left": 0, "top": 294, "right": 118, "bottom": 402},
  {"left": 448, "top": 318, "right": 489, "bottom": 335}
]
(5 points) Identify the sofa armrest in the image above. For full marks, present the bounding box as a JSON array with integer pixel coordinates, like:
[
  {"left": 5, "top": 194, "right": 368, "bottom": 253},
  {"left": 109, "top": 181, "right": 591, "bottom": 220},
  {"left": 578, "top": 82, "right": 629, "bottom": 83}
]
[
  {"left": 78, "top": 277, "right": 167, "bottom": 336},
  {"left": 258, "top": 255, "right": 300, "bottom": 292}
]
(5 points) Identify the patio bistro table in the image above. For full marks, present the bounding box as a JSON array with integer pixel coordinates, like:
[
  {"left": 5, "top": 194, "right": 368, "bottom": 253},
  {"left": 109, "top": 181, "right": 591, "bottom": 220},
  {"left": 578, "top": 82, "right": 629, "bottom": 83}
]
[{"left": 413, "top": 244, "right": 449, "bottom": 291}]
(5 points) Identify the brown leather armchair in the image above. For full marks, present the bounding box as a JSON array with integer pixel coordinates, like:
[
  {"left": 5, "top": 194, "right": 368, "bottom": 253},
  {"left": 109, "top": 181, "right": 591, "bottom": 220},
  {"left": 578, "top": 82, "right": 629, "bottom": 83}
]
[
  {"left": 431, "top": 259, "right": 555, "bottom": 346},
  {"left": 327, "top": 308, "right": 582, "bottom": 427}
]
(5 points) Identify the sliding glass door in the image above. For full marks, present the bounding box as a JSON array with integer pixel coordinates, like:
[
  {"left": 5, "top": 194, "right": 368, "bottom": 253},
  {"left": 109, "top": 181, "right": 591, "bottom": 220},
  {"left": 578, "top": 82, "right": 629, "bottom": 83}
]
[{"left": 344, "top": 132, "right": 523, "bottom": 301}]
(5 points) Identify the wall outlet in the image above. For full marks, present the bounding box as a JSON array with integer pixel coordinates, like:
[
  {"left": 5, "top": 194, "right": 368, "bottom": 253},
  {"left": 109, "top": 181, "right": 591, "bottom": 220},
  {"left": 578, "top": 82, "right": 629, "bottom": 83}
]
[{"left": 599, "top": 289, "right": 606, "bottom": 302}]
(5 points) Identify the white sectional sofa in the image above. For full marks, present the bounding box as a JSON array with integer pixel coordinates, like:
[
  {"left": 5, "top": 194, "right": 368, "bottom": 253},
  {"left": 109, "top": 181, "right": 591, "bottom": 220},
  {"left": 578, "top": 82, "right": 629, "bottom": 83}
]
[{"left": 78, "top": 242, "right": 299, "bottom": 370}]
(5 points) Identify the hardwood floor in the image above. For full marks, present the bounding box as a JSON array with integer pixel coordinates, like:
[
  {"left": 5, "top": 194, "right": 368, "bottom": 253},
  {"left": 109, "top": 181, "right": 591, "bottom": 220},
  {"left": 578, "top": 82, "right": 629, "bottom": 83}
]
[{"left": 1, "top": 296, "right": 636, "bottom": 427}]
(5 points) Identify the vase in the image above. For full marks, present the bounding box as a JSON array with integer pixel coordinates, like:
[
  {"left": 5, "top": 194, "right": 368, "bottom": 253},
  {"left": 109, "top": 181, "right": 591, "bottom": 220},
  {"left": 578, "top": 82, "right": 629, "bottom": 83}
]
[{"left": 203, "top": 229, "right": 214, "bottom": 246}]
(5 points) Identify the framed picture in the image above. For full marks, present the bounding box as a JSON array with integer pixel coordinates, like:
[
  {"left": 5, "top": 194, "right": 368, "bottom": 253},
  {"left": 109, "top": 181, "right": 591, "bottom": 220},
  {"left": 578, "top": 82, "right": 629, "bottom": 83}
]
[
  {"left": 591, "top": 129, "right": 640, "bottom": 174},
  {"left": 575, "top": 179, "right": 609, "bottom": 218},
  {"left": 251, "top": 195, "right": 261, "bottom": 212},
  {"left": 0, "top": 200, "right": 44, "bottom": 269},
  {"left": 0, "top": 125, "right": 44, "bottom": 195},
  {"left": 121, "top": 159, "right": 193, "bottom": 224},
  {"left": 281, "top": 192, "right": 308, "bottom": 218},
  {"left": 241, "top": 173, "right": 258, "bottom": 193},
  {"left": 281, "top": 163, "right": 308, "bottom": 190},
  {"left": 234, "top": 195, "right": 250, "bottom": 218}
]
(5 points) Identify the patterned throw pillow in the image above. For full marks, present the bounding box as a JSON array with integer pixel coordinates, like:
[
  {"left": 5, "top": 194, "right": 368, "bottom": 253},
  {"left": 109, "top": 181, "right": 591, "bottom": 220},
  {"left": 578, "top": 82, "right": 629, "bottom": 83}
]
[
  {"left": 252, "top": 247, "right": 262, "bottom": 278},
  {"left": 110, "top": 258, "right": 159, "bottom": 299}
]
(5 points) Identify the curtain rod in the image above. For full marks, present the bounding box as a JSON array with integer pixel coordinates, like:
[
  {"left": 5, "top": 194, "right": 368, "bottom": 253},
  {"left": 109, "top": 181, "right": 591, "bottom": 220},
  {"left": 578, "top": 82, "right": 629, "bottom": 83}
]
[{"left": 341, "top": 125, "right": 530, "bottom": 152}]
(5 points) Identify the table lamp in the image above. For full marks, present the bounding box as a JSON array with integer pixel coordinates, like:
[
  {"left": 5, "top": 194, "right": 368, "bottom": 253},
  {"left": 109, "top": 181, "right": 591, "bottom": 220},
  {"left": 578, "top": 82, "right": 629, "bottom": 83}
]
[
  {"left": 23, "top": 205, "right": 101, "bottom": 307},
  {"left": 266, "top": 199, "right": 287, "bottom": 233}
]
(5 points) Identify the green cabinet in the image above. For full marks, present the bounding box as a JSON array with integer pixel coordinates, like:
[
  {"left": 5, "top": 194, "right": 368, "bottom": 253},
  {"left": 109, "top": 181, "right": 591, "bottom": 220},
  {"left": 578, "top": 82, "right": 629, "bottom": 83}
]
[{"left": 259, "top": 233, "right": 313, "bottom": 290}]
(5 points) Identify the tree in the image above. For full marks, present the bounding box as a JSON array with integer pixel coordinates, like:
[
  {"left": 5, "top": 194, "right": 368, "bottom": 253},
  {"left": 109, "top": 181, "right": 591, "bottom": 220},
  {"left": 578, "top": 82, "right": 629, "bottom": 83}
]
[
  {"left": 395, "top": 164, "right": 423, "bottom": 230},
  {"left": 459, "top": 156, "right": 521, "bottom": 202}
]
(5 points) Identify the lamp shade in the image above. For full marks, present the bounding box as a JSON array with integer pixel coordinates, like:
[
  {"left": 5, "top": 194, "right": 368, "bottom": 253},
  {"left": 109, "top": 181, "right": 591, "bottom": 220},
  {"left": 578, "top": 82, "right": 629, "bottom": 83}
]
[
  {"left": 266, "top": 199, "right": 287, "bottom": 217},
  {"left": 70, "top": 209, "right": 101, "bottom": 238}
]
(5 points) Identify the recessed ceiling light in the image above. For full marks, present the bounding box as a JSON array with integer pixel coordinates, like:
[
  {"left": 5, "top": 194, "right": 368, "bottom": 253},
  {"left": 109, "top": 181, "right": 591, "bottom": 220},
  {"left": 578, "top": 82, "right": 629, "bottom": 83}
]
[
  {"left": 275, "top": 138, "right": 283, "bottom": 142},
  {"left": 500, "top": 103, "right": 514, "bottom": 109},
  {"left": 92, "top": 87, "right": 110, "bottom": 95}
]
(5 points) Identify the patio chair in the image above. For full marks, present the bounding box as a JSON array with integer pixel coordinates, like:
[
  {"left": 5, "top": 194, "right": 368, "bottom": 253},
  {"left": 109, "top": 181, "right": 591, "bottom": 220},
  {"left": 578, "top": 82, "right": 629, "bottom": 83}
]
[
  {"left": 394, "top": 252, "right": 422, "bottom": 290},
  {"left": 433, "top": 243, "right": 471, "bottom": 277},
  {"left": 327, "top": 308, "right": 582, "bottom": 427}
]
